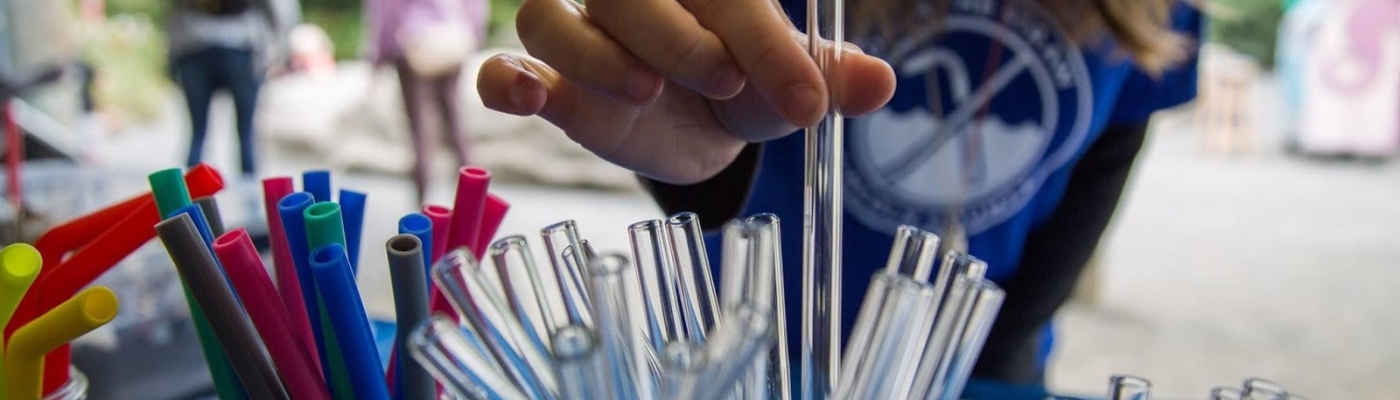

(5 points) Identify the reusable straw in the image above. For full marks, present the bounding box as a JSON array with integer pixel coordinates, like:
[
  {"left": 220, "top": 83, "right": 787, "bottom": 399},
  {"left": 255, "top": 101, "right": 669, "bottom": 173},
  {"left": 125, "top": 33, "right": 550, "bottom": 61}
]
[
  {"left": 149, "top": 168, "right": 193, "bottom": 217},
  {"left": 802, "top": 0, "right": 846, "bottom": 392},
  {"left": 447, "top": 167, "right": 491, "bottom": 255},
  {"left": 398, "top": 214, "right": 435, "bottom": 276},
  {"left": 303, "top": 202, "right": 358, "bottom": 397},
  {"left": 261, "top": 177, "right": 319, "bottom": 371},
  {"left": 310, "top": 244, "right": 392, "bottom": 400},
  {"left": 386, "top": 235, "right": 433, "bottom": 400},
  {"left": 339, "top": 189, "right": 367, "bottom": 275},
  {"left": 665, "top": 213, "right": 719, "bottom": 342},
  {"left": 585, "top": 253, "right": 652, "bottom": 400},
  {"left": 1107, "top": 375, "right": 1152, "bottom": 400},
  {"left": 472, "top": 194, "right": 510, "bottom": 258},
  {"left": 422, "top": 205, "right": 452, "bottom": 263},
  {"left": 885, "top": 226, "right": 940, "bottom": 282},
  {"left": 0, "top": 244, "right": 41, "bottom": 371},
  {"left": 277, "top": 192, "right": 330, "bottom": 375},
  {"left": 432, "top": 249, "right": 560, "bottom": 400},
  {"left": 936, "top": 281, "right": 1004, "bottom": 400},
  {"left": 3, "top": 286, "right": 117, "bottom": 400},
  {"left": 214, "top": 229, "right": 331, "bottom": 400},
  {"left": 627, "top": 220, "right": 684, "bottom": 352},
  {"left": 910, "top": 251, "right": 989, "bottom": 400},
  {"left": 837, "top": 275, "right": 935, "bottom": 400},
  {"left": 553, "top": 324, "right": 608, "bottom": 400},
  {"left": 159, "top": 202, "right": 246, "bottom": 400},
  {"left": 660, "top": 340, "right": 706, "bottom": 400},
  {"left": 542, "top": 221, "right": 593, "bottom": 328},
  {"left": 719, "top": 220, "right": 753, "bottom": 312},
  {"left": 408, "top": 316, "right": 529, "bottom": 400},
  {"left": 305, "top": 202, "right": 347, "bottom": 251},
  {"left": 194, "top": 197, "right": 226, "bottom": 237},
  {"left": 1243, "top": 378, "right": 1289, "bottom": 400},
  {"left": 490, "top": 236, "right": 558, "bottom": 354},
  {"left": 673, "top": 304, "right": 776, "bottom": 400},
  {"left": 155, "top": 214, "right": 289, "bottom": 400},
  {"left": 303, "top": 170, "right": 332, "bottom": 203},
  {"left": 1210, "top": 387, "right": 1245, "bottom": 400},
  {"left": 747, "top": 213, "right": 791, "bottom": 400}
]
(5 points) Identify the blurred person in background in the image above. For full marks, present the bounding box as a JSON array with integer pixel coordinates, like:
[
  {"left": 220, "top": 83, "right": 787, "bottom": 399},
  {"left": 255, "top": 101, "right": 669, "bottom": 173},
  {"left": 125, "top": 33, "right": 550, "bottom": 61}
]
[
  {"left": 368, "top": 0, "right": 489, "bottom": 205},
  {"left": 166, "top": 0, "right": 283, "bottom": 178}
]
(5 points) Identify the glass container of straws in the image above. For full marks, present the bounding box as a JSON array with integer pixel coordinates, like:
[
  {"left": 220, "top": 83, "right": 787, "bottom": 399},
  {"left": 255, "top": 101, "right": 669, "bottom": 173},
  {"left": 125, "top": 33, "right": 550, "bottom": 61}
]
[{"left": 44, "top": 367, "right": 88, "bottom": 400}]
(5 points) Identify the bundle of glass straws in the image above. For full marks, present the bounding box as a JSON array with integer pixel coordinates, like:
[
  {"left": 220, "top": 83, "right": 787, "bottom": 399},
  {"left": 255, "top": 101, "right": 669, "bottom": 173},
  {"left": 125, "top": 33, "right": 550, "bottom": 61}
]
[{"left": 402, "top": 212, "right": 1004, "bottom": 400}]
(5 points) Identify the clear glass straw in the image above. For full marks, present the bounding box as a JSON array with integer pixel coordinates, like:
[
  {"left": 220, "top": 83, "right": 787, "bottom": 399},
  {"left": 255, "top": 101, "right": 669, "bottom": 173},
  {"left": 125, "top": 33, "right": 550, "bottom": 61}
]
[
  {"left": 433, "top": 248, "right": 561, "bottom": 399},
  {"left": 674, "top": 304, "right": 777, "bottom": 400},
  {"left": 630, "top": 220, "right": 686, "bottom": 352},
  {"left": 833, "top": 271, "right": 891, "bottom": 398},
  {"left": 1107, "top": 375, "right": 1152, "bottom": 400},
  {"left": 490, "top": 236, "right": 557, "bottom": 353},
  {"left": 720, "top": 219, "right": 753, "bottom": 311},
  {"left": 802, "top": 0, "right": 844, "bottom": 393},
  {"left": 666, "top": 212, "right": 721, "bottom": 343},
  {"left": 912, "top": 276, "right": 975, "bottom": 400},
  {"left": 746, "top": 214, "right": 790, "bottom": 400},
  {"left": 885, "top": 226, "right": 941, "bottom": 282},
  {"left": 836, "top": 275, "right": 936, "bottom": 400},
  {"left": 587, "top": 253, "right": 654, "bottom": 400},
  {"left": 662, "top": 340, "right": 707, "bottom": 400},
  {"left": 838, "top": 226, "right": 940, "bottom": 398},
  {"left": 407, "top": 315, "right": 529, "bottom": 400},
  {"left": 936, "top": 280, "right": 1005, "bottom": 400},
  {"left": 543, "top": 220, "right": 596, "bottom": 328},
  {"left": 552, "top": 324, "right": 608, "bottom": 400},
  {"left": 1210, "top": 387, "right": 1245, "bottom": 400},
  {"left": 1243, "top": 378, "right": 1289, "bottom": 400}
]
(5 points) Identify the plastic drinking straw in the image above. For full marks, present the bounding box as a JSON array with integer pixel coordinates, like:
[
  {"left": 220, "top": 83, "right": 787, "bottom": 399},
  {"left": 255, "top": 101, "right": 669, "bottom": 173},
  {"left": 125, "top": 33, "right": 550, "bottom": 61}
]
[
  {"left": 193, "top": 197, "right": 227, "bottom": 237},
  {"left": 746, "top": 213, "right": 791, "bottom": 400},
  {"left": 1243, "top": 378, "right": 1289, "bottom": 400},
  {"left": 305, "top": 202, "right": 347, "bottom": 251},
  {"left": 310, "top": 244, "right": 392, "bottom": 400},
  {"left": 627, "top": 220, "right": 684, "bottom": 352},
  {"left": 0, "top": 244, "right": 41, "bottom": 373},
  {"left": 1107, "top": 375, "right": 1152, "bottom": 400},
  {"left": 150, "top": 168, "right": 193, "bottom": 217},
  {"left": 303, "top": 170, "right": 332, "bottom": 203},
  {"left": 277, "top": 192, "right": 333, "bottom": 381},
  {"left": 673, "top": 304, "right": 776, "bottom": 400},
  {"left": 386, "top": 235, "right": 433, "bottom": 400},
  {"left": 159, "top": 200, "right": 248, "bottom": 400},
  {"left": 3, "top": 286, "right": 117, "bottom": 400},
  {"left": 407, "top": 315, "right": 529, "bottom": 400},
  {"left": 585, "top": 253, "right": 654, "bottom": 400},
  {"left": 542, "top": 221, "right": 593, "bottom": 328},
  {"left": 156, "top": 214, "right": 290, "bottom": 399},
  {"left": 936, "top": 281, "right": 1003, "bottom": 400},
  {"left": 432, "top": 249, "right": 560, "bottom": 400},
  {"left": 660, "top": 340, "right": 706, "bottom": 400},
  {"left": 261, "top": 177, "right": 320, "bottom": 372},
  {"left": 447, "top": 167, "right": 491, "bottom": 255},
  {"left": 383, "top": 213, "right": 433, "bottom": 397},
  {"left": 552, "top": 324, "right": 606, "bottom": 400},
  {"left": 1210, "top": 387, "right": 1245, "bottom": 400},
  {"left": 302, "top": 202, "right": 357, "bottom": 400},
  {"left": 801, "top": 0, "right": 846, "bottom": 392},
  {"left": 490, "top": 236, "right": 557, "bottom": 354},
  {"left": 214, "top": 228, "right": 332, "bottom": 400},
  {"left": 422, "top": 205, "right": 452, "bottom": 263},
  {"left": 16, "top": 164, "right": 223, "bottom": 393},
  {"left": 339, "top": 189, "right": 367, "bottom": 275},
  {"left": 472, "top": 194, "right": 510, "bottom": 258},
  {"left": 665, "top": 213, "right": 720, "bottom": 343}
]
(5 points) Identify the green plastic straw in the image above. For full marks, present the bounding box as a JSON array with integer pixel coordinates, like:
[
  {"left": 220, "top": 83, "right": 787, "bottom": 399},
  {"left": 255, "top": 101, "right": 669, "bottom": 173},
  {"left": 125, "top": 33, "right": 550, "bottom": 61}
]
[
  {"left": 149, "top": 169, "right": 247, "bottom": 400},
  {"left": 305, "top": 202, "right": 356, "bottom": 399}
]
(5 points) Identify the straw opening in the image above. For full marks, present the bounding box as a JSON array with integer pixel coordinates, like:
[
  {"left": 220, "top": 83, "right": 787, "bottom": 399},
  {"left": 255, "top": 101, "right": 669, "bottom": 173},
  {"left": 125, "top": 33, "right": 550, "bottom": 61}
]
[
  {"left": 277, "top": 192, "right": 314, "bottom": 210},
  {"left": 400, "top": 214, "right": 431, "bottom": 233},
  {"left": 461, "top": 166, "right": 491, "bottom": 178},
  {"left": 389, "top": 235, "right": 421, "bottom": 253},
  {"left": 423, "top": 205, "right": 450, "bottom": 216},
  {"left": 2, "top": 245, "right": 40, "bottom": 278},
  {"left": 214, "top": 228, "right": 249, "bottom": 246},
  {"left": 81, "top": 289, "right": 119, "bottom": 323},
  {"left": 311, "top": 245, "right": 343, "bottom": 265},
  {"left": 306, "top": 202, "right": 339, "bottom": 219}
]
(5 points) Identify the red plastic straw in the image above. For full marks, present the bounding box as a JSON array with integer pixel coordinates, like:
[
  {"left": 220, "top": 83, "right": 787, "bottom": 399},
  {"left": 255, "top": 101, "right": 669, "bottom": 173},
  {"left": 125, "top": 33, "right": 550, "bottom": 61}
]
[
  {"left": 15, "top": 163, "right": 224, "bottom": 392},
  {"left": 214, "top": 228, "right": 332, "bottom": 400},
  {"left": 422, "top": 205, "right": 451, "bottom": 265},
  {"left": 471, "top": 194, "right": 510, "bottom": 257},
  {"left": 445, "top": 167, "right": 490, "bottom": 255},
  {"left": 262, "top": 177, "right": 322, "bottom": 373}
]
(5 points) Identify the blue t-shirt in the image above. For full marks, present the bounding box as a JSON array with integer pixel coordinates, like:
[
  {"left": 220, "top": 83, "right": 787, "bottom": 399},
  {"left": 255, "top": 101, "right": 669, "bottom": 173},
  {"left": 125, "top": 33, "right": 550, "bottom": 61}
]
[{"left": 704, "top": 0, "right": 1201, "bottom": 382}]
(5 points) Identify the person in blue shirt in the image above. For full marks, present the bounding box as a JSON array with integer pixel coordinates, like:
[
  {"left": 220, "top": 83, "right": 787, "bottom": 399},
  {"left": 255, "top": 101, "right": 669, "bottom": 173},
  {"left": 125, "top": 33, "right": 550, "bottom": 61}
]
[{"left": 478, "top": 0, "right": 1200, "bottom": 397}]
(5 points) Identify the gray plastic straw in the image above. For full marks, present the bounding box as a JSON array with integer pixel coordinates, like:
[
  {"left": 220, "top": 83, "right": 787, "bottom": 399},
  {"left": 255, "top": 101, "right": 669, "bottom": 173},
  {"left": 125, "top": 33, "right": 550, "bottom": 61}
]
[
  {"left": 194, "top": 196, "right": 226, "bottom": 237},
  {"left": 386, "top": 234, "right": 433, "bottom": 400},
  {"left": 155, "top": 213, "right": 289, "bottom": 400}
]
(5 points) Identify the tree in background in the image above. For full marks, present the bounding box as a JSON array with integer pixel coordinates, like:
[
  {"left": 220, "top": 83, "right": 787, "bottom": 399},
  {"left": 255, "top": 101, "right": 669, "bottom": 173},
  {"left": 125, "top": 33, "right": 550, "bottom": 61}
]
[{"left": 1208, "top": 0, "right": 1285, "bottom": 67}]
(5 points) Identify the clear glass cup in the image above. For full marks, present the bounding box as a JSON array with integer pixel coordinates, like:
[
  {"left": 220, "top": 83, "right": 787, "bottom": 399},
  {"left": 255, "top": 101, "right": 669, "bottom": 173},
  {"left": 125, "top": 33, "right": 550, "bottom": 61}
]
[{"left": 45, "top": 366, "right": 89, "bottom": 400}]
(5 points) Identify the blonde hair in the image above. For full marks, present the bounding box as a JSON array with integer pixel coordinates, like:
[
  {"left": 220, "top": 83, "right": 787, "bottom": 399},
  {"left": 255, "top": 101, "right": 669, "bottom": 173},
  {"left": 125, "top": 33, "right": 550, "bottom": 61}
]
[{"left": 852, "top": 0, "right": 1190, "bottom": 74}]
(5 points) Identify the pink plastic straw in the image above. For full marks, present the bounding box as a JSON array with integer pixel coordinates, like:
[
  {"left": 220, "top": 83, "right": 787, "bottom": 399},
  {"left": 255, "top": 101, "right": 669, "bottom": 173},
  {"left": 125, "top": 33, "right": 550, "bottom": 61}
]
[
  {"left": 213, "top": 228, "right": 331, "bottom": 400},
  {"left": 471, "top": 194, "right": 510, "bottom": 258},
  {"left": 422, "top": 205, "right": 452, "bottom": 264},
  {"left": 262, "top": 177, "right": 322, "bottom": 372},
  {"left": 446, "top": 167, "right": 490, "bottom": 257}
]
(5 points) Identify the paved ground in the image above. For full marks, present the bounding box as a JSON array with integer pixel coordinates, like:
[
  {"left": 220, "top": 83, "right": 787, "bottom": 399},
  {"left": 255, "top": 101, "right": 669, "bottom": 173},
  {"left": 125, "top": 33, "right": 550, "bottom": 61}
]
[{"left": 83, "top": 73, "right": 1400, "bottom": 399}]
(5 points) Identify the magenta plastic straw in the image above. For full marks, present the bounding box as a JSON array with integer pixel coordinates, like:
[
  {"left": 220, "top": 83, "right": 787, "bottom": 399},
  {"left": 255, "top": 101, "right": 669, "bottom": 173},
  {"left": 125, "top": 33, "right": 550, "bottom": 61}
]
[
  {"left": 446, "top": 167, "right": 490, "bottom": 255},
  {"left": 423, "top": 205, "right": 452, "bottom": 264},
  {"left": 471, "top": 194, "right": 510, "bottom": 257},
  {"left": 214, "top": 228, "right": 332, "bottom": 400},
  {"left": 262, "top": 177, "right": 320, "bottom": 372}
]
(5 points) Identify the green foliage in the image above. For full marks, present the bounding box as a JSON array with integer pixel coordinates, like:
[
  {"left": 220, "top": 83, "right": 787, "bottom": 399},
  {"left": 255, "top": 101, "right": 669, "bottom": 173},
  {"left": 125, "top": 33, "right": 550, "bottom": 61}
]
[
  {"left": 303, "top": 7, "right": 365, "bottom": 59},
  {"left": 82, "top": 13, "right": 170, "bottom": 121},
  {"left": 1208, "top": 0, "right": 1285, "bottom": 67},
  {"left": 489, "top": 0, "right": 525, "bottom": 36}
]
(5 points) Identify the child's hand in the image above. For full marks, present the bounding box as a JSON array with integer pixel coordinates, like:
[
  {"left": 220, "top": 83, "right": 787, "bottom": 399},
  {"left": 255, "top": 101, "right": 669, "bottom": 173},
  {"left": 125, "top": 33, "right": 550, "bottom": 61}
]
[{"left": 477, "top": 0, "right": 895, "bottom": 184}]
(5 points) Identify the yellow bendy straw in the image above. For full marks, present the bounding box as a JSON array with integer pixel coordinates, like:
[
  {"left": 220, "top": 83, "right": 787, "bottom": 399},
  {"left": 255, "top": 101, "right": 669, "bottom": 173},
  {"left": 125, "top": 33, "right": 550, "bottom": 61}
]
[
  {"left": 0, "top": 244, "right": 42, "bottom": 371},
  {"left": 4, "top": 286, "right": 118, "bottom": 400}
]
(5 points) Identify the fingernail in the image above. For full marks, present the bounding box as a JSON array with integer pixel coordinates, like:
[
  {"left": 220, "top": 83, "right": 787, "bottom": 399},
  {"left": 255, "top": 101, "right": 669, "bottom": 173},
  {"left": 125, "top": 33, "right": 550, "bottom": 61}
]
[
  {"left": 625, "top": 72, "right": 659, "bottom": 103},
  {"left": 511, "top": 71, "right": 540, "bottom": 108},
  {"left": 785, "top": 84, "right": 821, "bottom": 123},
  {"left": 709, "top": 64, "right": 745, "bottom": 98}
]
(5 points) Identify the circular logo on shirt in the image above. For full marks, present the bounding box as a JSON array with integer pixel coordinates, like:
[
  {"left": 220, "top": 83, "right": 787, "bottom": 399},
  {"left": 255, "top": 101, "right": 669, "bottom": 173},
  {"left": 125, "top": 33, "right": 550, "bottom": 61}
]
[{"left": 846, "top": 0, "right": 1093, "bottom": 235}]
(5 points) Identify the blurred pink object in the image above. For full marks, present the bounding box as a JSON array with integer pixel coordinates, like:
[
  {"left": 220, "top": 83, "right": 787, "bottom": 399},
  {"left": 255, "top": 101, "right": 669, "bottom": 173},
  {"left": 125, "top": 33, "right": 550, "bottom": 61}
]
[
  {"left": 368, "top": 0, "right": 489, "bottom": 66},
  {"left": 290, "top": 24, "right": 337, "bottom": 76}
]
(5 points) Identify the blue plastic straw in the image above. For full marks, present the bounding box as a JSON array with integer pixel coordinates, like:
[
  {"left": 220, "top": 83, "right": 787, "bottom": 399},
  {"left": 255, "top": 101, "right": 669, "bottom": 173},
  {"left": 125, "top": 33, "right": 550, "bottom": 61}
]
[
  {"left": 277, "top": 192, "right": 331, "bottom": 382},
  {"left": 311, "top": 244, "right": 392, "bottom": 400},
  {"left": 304, "top": 170, "right": 333, "bottom": 203},
  {"left": 340, "top": 189, "right": 367, "bottom": 276},
  {"left": 398, "top": 213, "right": 435, "bottom": 286}
]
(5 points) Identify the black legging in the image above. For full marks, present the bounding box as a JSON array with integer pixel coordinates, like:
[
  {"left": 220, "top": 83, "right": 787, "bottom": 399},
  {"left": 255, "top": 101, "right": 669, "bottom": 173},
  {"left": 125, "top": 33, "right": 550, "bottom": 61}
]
[{"left": 174, "top": 46, "right": 261, "bottom": 176}]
